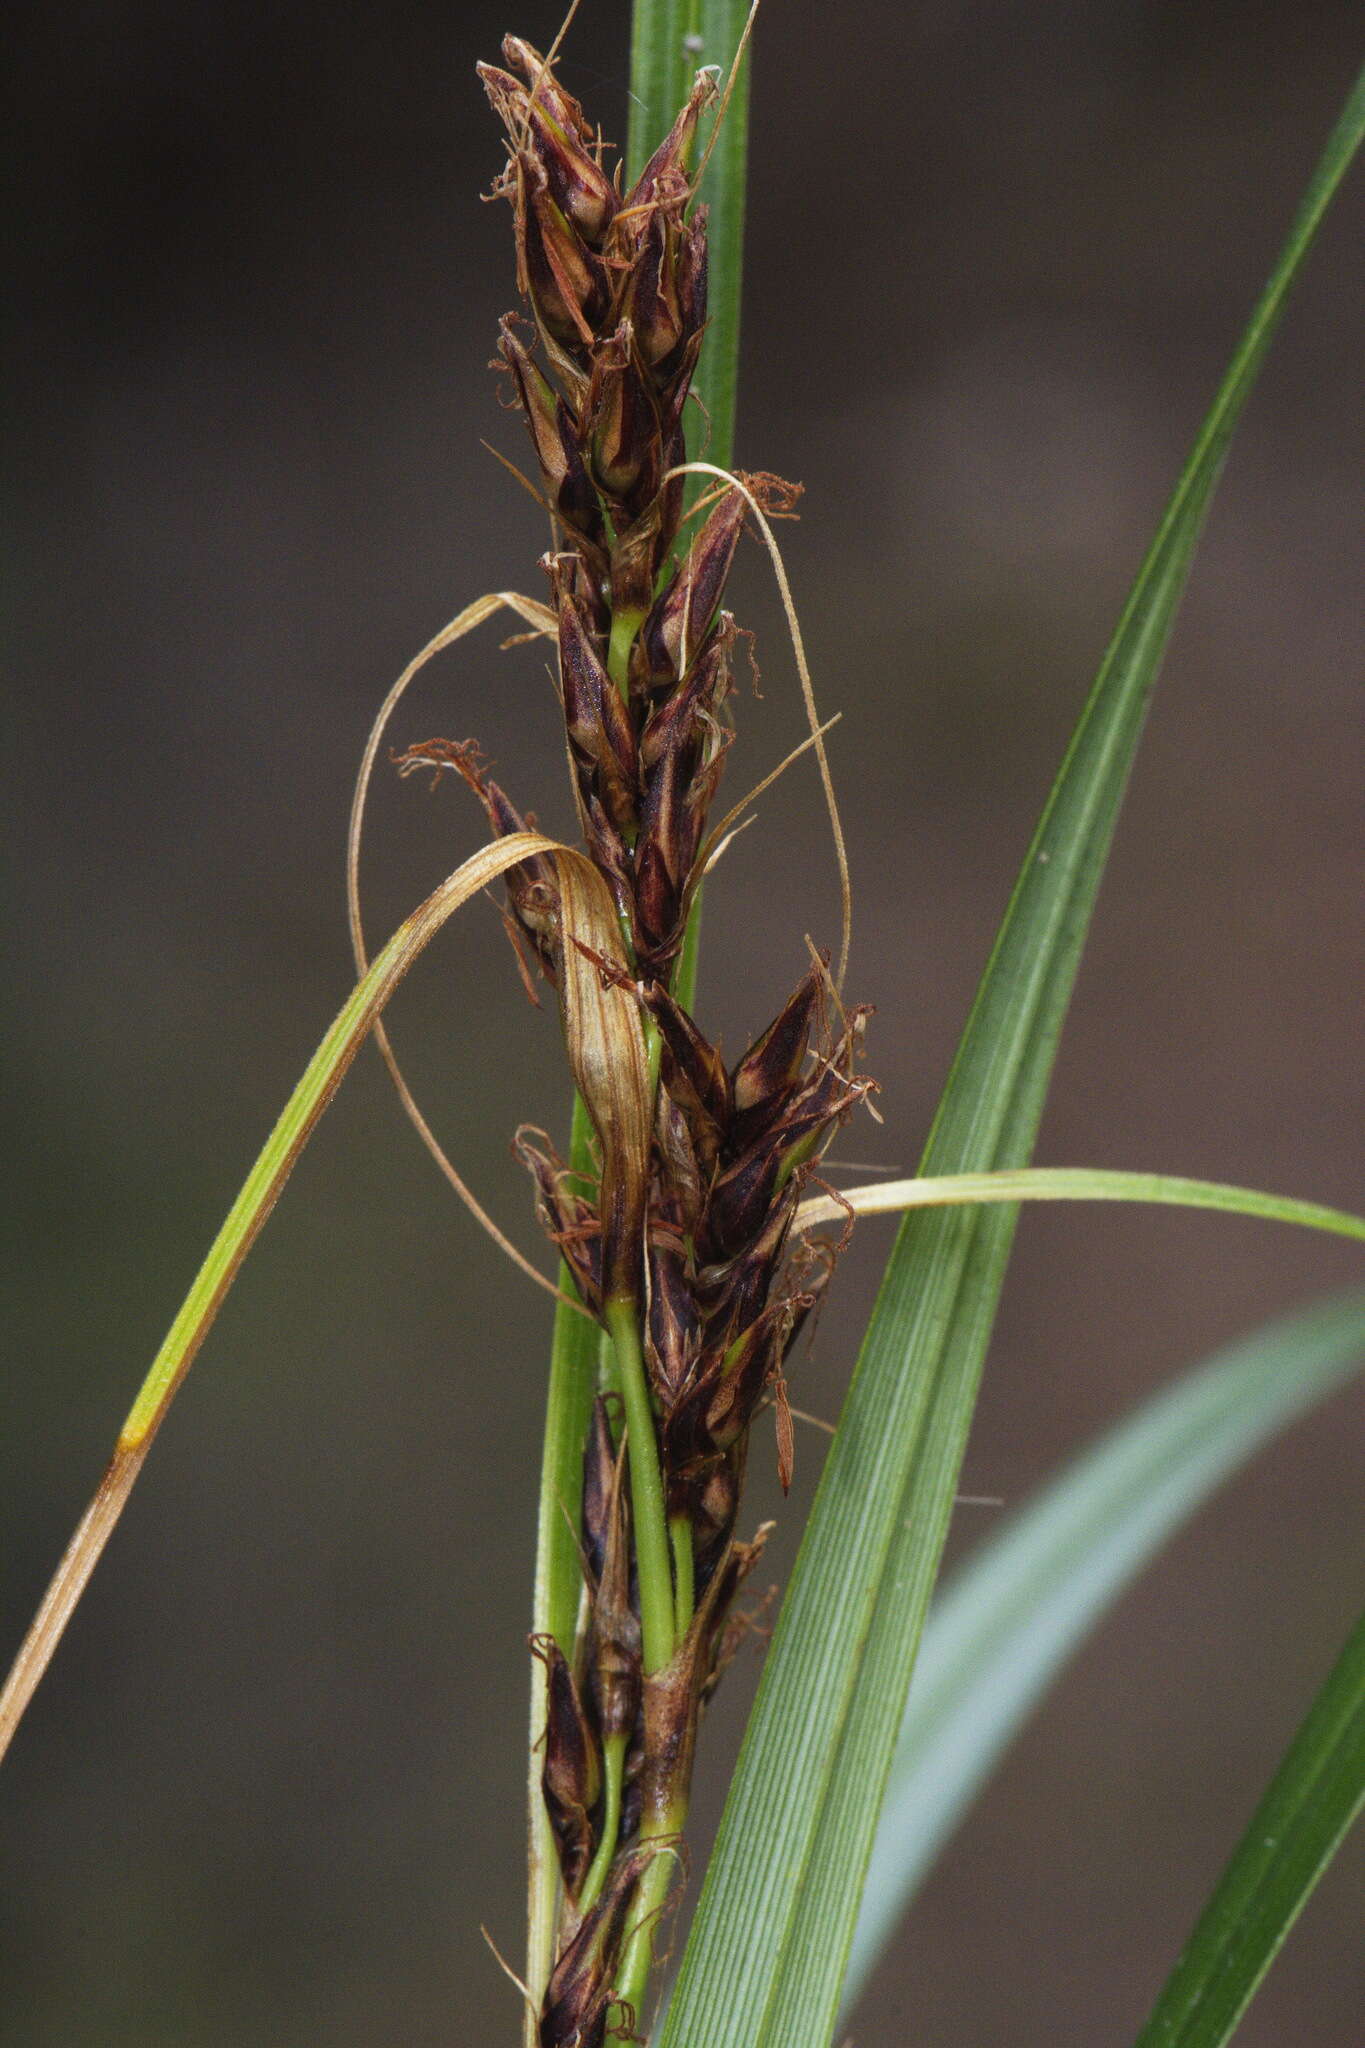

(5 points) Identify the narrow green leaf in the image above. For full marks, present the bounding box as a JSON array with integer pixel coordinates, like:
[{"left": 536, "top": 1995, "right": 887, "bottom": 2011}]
[
  {"left": 661, "top": 64, "right": 1365, "bottom": 2048},
  {"left": 625, "top": 0, "right": 751, "bottom": 1004},
  {"left": 797, "top": 1166, "right": 1365, "bottom": 1241},
  {"left": 627, "top": 0, "right": 689, "bottom": 181},
  {"left": 1133, "top": 1600, "right": 1365, "bottom": 2048},
  {"left": 628, "top": 0, "right": 752, "bottom": 473},
  {"left": 842, "top": 1287, "right": 1365, "bottom": 2012}
]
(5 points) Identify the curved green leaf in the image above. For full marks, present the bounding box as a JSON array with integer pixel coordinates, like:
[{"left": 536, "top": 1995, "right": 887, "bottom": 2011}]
[
  {"left": 842, "top": 1287, "right": 1365, "bottom": 2013},
  {"left": 0, "top": 833, "right": 584, "bottom": 1771},
  {"left": 799, "top": 1167, "right": 1365, "bottom": 1242},
  {"left": 661, "top": 63, "right": 1365, "bottom": 2048},
  {"left": 1133, "top": 1600, "right": 1365, "bottom": 2048}
]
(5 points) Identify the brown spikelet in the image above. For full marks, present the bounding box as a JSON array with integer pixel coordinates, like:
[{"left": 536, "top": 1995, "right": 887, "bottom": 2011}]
[
  {"left": 537, "top": 1846, "right": 653, "bottom": 2048},
  {"left": 530, "top": 1634, "right": 601, "bottom": 1900}
]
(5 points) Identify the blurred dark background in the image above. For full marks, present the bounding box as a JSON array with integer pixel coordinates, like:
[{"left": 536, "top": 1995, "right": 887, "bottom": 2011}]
[{"left": 4, "top": 1, "right": 1363, "bottom": 2040}]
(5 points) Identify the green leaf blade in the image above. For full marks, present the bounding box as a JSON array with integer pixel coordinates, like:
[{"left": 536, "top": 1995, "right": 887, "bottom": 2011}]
[
  {"left": 660, "top": 63, "right": 1365, "bottom": 2048},
  {"left": 842, "top": 1286, "right": 1365, "bottom": 2012},
  {"left": 1132, "top": 1603, "right": 1365, "bottom": 2048},
  {"left": 629, "top": 0, "right": 751, "bottom": 470}
]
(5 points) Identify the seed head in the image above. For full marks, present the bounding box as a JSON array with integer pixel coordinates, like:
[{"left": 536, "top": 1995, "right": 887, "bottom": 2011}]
[
  {"left": 470, "top": 42, "right": 874, "bottom": 2041},
  {"left": 530, "top": 1634, "right": 601, "bottom": 1899}
]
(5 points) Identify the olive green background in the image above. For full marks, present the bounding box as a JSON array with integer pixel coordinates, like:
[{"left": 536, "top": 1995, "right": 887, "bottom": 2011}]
[{"left": 5, "top": 1, "right": 1363, "bottom": 2040}]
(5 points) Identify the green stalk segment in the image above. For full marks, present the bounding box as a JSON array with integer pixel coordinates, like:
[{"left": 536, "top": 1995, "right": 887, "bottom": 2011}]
[
  {"left": 605, "top": 1297, "right": 676, "bottom": 1676},
  {"left": 612, "top": 1791, "right": 691, "bottom": 2037},
  {"left": 577, "top": 1731, "right": 628, "bottom": 1918},
  {"left": 526, "top": 1112, "right": 604, "bottom": 2019},
  {"left": 670, "top": 1512, "right": 696, "bottom": 1637}
]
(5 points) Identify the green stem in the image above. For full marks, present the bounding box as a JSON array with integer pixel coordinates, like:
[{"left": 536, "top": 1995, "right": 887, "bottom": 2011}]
[
  {"left": 670, "top": 1511, "right": 696, "bottom": 1638},
  {"left": 577, "top": 1730, "right": 628, "bottom": 1917},
  {"left": 526, "top": 1098, "right": 604, "bottom": 2032},
  {"left": 645, "top": 1016, "right": 664, "bottom": 1097},
  {"left": 612, "top": 1793, "right": 690, "bottom": 2037},
  {"left": 605, "top": 1296, "right": 676, "bottom": 1675}
]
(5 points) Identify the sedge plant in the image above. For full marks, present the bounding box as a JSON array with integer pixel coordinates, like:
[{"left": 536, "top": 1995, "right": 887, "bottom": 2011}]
[{"left": 4, "top": 6, "right": 1363, "bottom": 2045}]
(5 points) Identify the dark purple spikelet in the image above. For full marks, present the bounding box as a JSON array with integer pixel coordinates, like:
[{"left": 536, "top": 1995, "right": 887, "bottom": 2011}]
[{"left": 530, "top": 1633, "right": 601, "bottom": 1900}]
